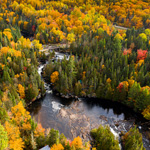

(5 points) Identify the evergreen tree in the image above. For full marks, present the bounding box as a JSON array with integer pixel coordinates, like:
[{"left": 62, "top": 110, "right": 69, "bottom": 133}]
[
  {"left": 91, "top": 125, "right": 120, "bottom": 150},
  {"left": 122, "top": 127, "right": 145, "bottom": 150},
  {"left": 47, "top": 129, "right": 59, "bottom": 147}
]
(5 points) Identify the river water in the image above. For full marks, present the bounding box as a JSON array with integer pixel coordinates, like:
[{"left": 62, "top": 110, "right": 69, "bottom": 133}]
[{"left": 27, "top": 51, "right": 150, "bottom": 149}]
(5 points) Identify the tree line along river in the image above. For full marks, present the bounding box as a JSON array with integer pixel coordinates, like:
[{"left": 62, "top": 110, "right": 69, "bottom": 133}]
[{"left": 27, "top": 49, "right": 150, "bottom": 149}]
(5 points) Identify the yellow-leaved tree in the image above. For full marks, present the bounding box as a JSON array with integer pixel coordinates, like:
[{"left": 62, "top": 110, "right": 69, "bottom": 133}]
[
  {"left": 142, "top": 105, "right": 150, "bottom": 120},
  {"left": 17, "top": 84, "right": 25, "bottom": 99},
  {"left": 51, "top": 143, "right": 64, "bottom": 150},
  {"left": 50, "top": 71, "right": 59, "bottom": 84},
  {"left": 71, "top": 136, "right": 83, "bottom": 149},
  {"left": 32, "top": 39, "right": 43, "bottom": 50},
  {"left": 11, "top": 101, "right": 31, "bottom": 131},
  {"left": 67, "top": 33, "right": 75, "bottom": 43},
  {"left": 5, "top": 121, "right": 24, "bottom": 150}
]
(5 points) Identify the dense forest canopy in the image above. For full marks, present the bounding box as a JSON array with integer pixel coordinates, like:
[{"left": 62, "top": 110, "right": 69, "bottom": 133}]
[{"left": 0, "top": 0, "right": 150, "bottom": 149}]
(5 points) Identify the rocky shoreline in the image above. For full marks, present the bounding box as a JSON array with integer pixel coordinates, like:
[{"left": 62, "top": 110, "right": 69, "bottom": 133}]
[{"left": 57, "top": 100, "right": 150, "bottom": 149}]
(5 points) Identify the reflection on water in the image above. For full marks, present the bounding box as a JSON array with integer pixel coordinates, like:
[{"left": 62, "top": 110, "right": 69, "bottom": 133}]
[
  {"left": 27, "top": 89, "right": 144, "bottom": 140},
  {"left": 27, "top": 93, "right": 73, "bottom": 135},
  {"left": 81, "top": 99, "right": 125, "bottom": 120},
  {"left": 80, "top": 98, "right": 139, "bottom": 120},
  {"left": 27, "top": 61, "right": 146, "bottom": 140}
]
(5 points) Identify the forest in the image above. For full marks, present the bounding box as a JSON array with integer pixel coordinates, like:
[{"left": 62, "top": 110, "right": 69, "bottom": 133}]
[{"left": 0, "top": 0, "right": 150, "bottom": 149}]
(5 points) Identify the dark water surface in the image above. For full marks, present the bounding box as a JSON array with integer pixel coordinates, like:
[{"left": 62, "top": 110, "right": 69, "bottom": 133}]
[
  {"left": 27, "top": 54, "right": 150, "bottom": 149},
  {"left": 27, "top": 91, "right": 146, "bottom": 134}
]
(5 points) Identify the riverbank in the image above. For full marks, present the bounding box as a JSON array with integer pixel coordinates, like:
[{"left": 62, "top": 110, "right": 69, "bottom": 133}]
[
  {"left": 28, "top": 88, "right": 150, "bottom": 149},
  {"left": 40, "top": 44, "right": 150, "bottom": 122},
  {"left": 28, "top": 46, "right": 150, "bottom": 149}
]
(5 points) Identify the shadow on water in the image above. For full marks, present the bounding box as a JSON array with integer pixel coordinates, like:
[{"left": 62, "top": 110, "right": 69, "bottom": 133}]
[
  {"left": 27, "top": 94, "right": 73, "bottom": 116},
  {"left": 27, "top": 93, "right": 75, "bottom": 138},
  {"left": 81, "top": 98, "right": 146, "bottom": 123},
  {"left": 27, "top": 92, "right": 148, "bottom": 129}
]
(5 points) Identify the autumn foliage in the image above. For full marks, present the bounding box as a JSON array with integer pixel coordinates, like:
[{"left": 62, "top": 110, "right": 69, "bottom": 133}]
[
  {"left": 51, "top": 144, "right": 64, "bottom": 150},
  {"left": 137, "top": 49, "right": 147, "bottom": 60},
  {"left": 17, "top": 84, "right": 25, "bottom": 98},
  {"left": 117, "top": 81, "right": 129, "bottom": 92},
  {"left": 0, "top": 0, "right": 150, "bottom": 149},
  {"left": 51, "top": 71, "right": 59, "bottom": 84},
  {"left": 123, "top": 48, "right": 132, "bottom": 55},
  {"left": 142, "top": 105, "right": 150, "bottom": 120},
  {"left": 71, "top": 136, "right": 83, "bottom": 149},
  {"left": 5, "top": 121, "right": 24, "bottom": 150}
]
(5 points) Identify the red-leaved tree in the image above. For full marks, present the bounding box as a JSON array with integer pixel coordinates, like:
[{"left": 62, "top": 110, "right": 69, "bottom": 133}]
[{"left": 137, "top": 49, "right": 148, "bottom": 60}]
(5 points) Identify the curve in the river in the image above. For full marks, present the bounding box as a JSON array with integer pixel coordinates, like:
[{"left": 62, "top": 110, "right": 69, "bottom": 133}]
[{"left": 27, "top": 50, "right": 150, "bottom": 149}]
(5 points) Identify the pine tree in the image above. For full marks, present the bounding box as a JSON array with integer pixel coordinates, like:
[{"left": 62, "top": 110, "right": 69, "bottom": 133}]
[
  {"left": 90, "top": 125, "right": 120, "bottom": 150},
  {"left": 2, "top": 68, "right": 11, "bottom": 83},
  {"left": 47, "top": 129, "right": 59, "bottom": 147},
  {"left": 122, "top": 127, "right": 145, "bottom": 150}
]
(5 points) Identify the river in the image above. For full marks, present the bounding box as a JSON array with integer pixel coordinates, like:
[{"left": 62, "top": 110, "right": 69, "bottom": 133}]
[{"left": 27, "top": 51, "right": 150, "bottom": 149}]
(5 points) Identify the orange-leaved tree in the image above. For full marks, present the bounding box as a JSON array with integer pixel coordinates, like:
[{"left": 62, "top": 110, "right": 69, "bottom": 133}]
[
  {"left": 137, "top": 49, "right": 147, "bottom": 61},
  {"left": 34, "top": 123, "right": 45, "bottom": 137},
  {"left": 50, "top": 71, "right": 59, "bottom": 84}
]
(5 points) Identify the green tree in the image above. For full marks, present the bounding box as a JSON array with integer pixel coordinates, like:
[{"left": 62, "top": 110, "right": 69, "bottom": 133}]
[
  {"left": 122, "top": 127, "right": 145, "bottom": 150},
  {"left": 74, "top": 81, "right": 82, "bottom": 96},
  {"left": 2, "top": 68, "right": 11, "bottom": 83},
  {"left": 0, "top": 123, "right": 8, "bottom": 150},
  {"left": 25, "top": 84, "right": 39, "bottom": 102},
  {"left": 47, "top": 128, "right": 59, "bottom": 147},
  {"left": 90, "top": 125, "right": 120, "bottom": 150}
]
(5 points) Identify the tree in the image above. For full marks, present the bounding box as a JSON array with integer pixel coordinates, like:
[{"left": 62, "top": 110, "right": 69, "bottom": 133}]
[
  {"left": 127, "top": 82, "right": 141, "bottom": 110},
  {"left": 137, "top": 49, "right": 147, "bottom": 61},
  {"left": 90, "top": 125, "right": 120, "bottom": 150},
  {"left": 5, "top": 121, "right": 24, "bottom": 150},
  {"left": 2, "top": 91, "right": 9, "bottom": 102},
  {"left": 74, "top": 81, "right": 82, "bottom": 96},
  {"left": 113, "top": 36, "right": 122, "bottom": 52},
  {"left": 32, "top": 40, "right": 43, "bottom": 50},
  {"left": 51, "top": 143, "right": 64, "bottom": 150},
  {"left": 25, "top": 84, "right": 39, "bottom": 102},
  {"left": 2, "top": 67, "right": 11, "bottom": 82},
  {"left": 17, "top": 84, "right": 25, "bottom": 98},
  {"left": 11, "top": 101, "right": 31, "bottom": 131},
  {"left": 51, "top": 71, "right": 59, "bottom": 84},
  {"left": 34, "top": 124, "right": 45, "bottom": 137},
  {"left": 122, "top": 127, "right": 145, "bottom": 150},
  {"left": 142, "top": 105, "right": 150, "bottom": 120},
  {"left": 0, "top": 107, "right": 8, "bottom": 124},
  {"left": 114, "top": 33, "right": 123, "bottom": 41},
  {"left": 145, "top": 29, "right": 150, "bottom": 37},
  {"left": 71, "top": 136, "right": 83, "bottom": 150},
  {"left": 34, "top": 124, "right": 46, "bottom": 149},
  {"left": 0, "top": 123, "right": 8, "bottom": 150},
  {"left": 138, "top": 33, "right": 147, "bottom": 49},
  {"left": 47, "top": 129, "right": 59, "bottom": 147},
  {"left": 67, "top": 33, "right": 75, "bottom": 43}
]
